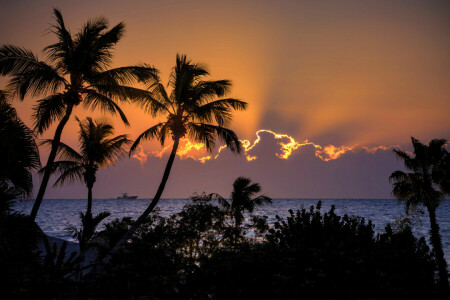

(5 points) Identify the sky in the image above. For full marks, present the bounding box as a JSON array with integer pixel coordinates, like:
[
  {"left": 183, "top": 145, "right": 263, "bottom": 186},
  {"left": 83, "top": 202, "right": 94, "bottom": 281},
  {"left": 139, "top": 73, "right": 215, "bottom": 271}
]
[{"left": 1, "top": 0, "right": 449, "bottom": 199}]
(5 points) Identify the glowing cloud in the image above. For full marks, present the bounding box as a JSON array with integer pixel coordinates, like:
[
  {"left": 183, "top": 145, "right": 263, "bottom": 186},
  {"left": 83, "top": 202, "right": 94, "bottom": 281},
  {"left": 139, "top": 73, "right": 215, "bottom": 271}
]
[
  {"left": 240, "top": 129, "right": 322, "bottom": 160},
  {"left": 132, "top": 146, "right": 151, "bottom": 165},
  {"left": 132, "top": 129, "right": 399, "bottom": 165},
  {"left": 151, "top": 138, "right": 213, "bottom": 163},
  {"left": 315, "top": 145, "right": 356, "bottom": 161}
]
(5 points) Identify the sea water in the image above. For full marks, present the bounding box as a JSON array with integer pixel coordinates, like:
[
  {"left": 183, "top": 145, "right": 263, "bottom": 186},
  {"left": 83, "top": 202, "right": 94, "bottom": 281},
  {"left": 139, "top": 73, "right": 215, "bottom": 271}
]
[{"left": 13, "top": 198, "right": 450, "bottom": 263}]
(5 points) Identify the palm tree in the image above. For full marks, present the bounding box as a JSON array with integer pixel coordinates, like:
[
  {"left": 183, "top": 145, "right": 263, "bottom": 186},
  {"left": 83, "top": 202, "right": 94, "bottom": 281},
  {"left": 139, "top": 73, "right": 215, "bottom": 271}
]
[
  {"left": 0, "top": 9, "right": 159, "bottom": 220},
  {"left": 390, "top": 137, "right": 449, "bottom": 292},
  {"left": 105, "top": 54, "right": 247, "bottom": 259},
  {"left": 43, "top": 117, "right": 129, "bottom": 279},
  {"left": 212, "top": 177, "right": 272, "bottom": 229},
  {"left": 0, "top": 90, "right": 40, "bottom": 214},
  {"left": 41, "top": 117, "right": 131, "bottom": 217}
]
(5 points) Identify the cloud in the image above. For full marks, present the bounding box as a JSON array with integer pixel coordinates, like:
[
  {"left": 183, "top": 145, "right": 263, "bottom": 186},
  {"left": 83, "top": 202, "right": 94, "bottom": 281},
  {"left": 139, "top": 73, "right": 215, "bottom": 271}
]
[{"left": 131, "top": 129, "right": 401, "bottom": 164}]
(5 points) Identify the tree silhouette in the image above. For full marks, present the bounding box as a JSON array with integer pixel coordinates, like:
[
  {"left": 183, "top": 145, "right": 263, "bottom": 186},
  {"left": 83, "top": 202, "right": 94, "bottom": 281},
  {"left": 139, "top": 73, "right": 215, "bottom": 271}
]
[
  {"left": 41, "top": 117, "right": 130, "bottom": 217},
  {"left": 212, "top": 177, "right": 272, "bottom": 229},
  {"left": 0, "top": 90, "right": 40, "bottom": 213},
  {"left": 0, "top": 9, "right": 158, "bottom": 220},
  {"left": 42, "top": 117, "right": 128, "bottom": 279},
  {"left": 390, "top": 137, "right": 449, "bottom": 292},
  {"left": 100, "top": 54, "right": 247, "bottom": 268}
]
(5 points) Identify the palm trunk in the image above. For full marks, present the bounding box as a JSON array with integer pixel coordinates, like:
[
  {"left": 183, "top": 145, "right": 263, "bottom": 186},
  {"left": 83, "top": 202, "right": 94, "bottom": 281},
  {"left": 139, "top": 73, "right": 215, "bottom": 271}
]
[
  {"left": 427, "top": 206, "right": 449, "bottom": 293},
  {"left": 87, "top": 182, "right": 93, "bottom": 217},
  {"left": 85, "top": 137, "right": 180, "bottom": 283},
  {"left": 30, "top": 105, "right": 73, "bottom": 221}
]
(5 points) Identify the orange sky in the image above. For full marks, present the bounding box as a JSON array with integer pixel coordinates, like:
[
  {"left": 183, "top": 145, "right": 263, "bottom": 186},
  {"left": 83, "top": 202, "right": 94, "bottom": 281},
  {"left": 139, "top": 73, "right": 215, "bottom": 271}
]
[{"left": 1, "top": 0, "right": 449, "bottom": 198}]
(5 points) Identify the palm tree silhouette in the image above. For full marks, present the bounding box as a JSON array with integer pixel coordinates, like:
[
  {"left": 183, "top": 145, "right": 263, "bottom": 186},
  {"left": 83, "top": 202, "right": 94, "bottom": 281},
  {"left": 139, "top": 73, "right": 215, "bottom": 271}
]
[
  {"left": 106, "top": 54, "right": 247, "bottom": 261},
  {"left": 390, "top": 137, "right": 449, "bottom": 292},
  {"left": 41, "top": 117, "right": 130, "bottom": 217},
  {"left": 212, "top": 177, "right": 272, "bottom": 229},
  {"left": 43, "top": 117, "right": 129, "bottom": 278},
  {"left": 0, "top": 9, "right": 158, "bottom": 220},
  {"left": 0, "top": 90, "right": 40, "bottom": 213}
]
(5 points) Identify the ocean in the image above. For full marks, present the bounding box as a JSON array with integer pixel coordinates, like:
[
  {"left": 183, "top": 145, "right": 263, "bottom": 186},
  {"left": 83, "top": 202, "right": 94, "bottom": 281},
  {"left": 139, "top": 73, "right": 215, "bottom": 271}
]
[{"left": 13, "top": 198, "right": 450, "bottom": 264}]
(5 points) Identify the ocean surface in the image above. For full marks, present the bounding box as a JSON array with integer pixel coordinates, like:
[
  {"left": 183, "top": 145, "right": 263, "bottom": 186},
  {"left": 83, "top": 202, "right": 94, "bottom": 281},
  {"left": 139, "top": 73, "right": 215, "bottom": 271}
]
[{"left": 14, "top": 198, "right": 450, "bottom": 263}]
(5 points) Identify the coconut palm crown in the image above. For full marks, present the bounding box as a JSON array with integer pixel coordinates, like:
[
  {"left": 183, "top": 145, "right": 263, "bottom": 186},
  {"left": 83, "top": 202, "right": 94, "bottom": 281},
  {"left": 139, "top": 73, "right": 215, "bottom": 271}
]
[
  {"left": 0, "top": 9, "right": 159, "bottom": 220},
  {"left": 389, "top": 137, "right": 449, "bottom": 292},
  {"left": 130, "top": 54, "right": 247, "bottom": 153}
]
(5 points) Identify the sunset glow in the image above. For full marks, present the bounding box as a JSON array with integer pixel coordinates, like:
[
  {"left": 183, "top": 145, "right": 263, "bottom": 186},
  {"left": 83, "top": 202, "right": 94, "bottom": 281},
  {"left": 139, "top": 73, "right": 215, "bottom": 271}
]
[
  {"left": 132, "top": 129, "right": 405, "bottom": 165},
  {"left": 0, "top": 0, "right": 448, "bottom": 199}
]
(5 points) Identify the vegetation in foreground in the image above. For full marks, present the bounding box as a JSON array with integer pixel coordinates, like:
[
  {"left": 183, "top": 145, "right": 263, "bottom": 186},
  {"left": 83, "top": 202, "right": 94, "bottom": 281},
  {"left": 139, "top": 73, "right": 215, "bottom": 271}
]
[{"left": 0, "top": 182, "right": 444, "bottom": 299}]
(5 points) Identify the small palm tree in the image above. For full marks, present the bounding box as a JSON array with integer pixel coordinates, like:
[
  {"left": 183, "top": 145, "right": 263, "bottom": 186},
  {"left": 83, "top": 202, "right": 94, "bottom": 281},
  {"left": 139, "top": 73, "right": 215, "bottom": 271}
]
[
  {"left": 41, "top": 117, "right": 131, "bottom": 217},
  {"left": 43, "top": 117, "right": 129, "bottom": 278},
  {"left": 0, "top": 90, "right": 40, "bottom": 214},
  {"left": 0, "top": 9, "right": 159, "bottom": 220},
  {"left": 212, "top": 177, "right": 272, "bottom": 229},
  {"left": 106, "top": 54, "right": 247, "bottom": 259},
  {"left": 390, "top": 137, "right": 449, "bottom": 292}
]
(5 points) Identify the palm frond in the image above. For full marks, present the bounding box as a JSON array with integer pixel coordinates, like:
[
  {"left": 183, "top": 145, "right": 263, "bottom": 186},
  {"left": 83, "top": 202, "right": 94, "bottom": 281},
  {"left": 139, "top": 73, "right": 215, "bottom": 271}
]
[
  {"left": 82, "top": 89, "right": 129, "bottom": 125},
  {"left": 129, "top": 122, "right": 166, "bottom": 154},
  {"left": 0, "top": 45, "right": 66, "bottom": 99},
  {"left": 186, "top": 122, "right": 215, "bottom": 151},
  {"left": 91, "top": 21, "right": 124, "bottom": 71},
  {"left": 91, "top": 64, "right": 159, "bottom": 85},
  {"left": 40, "top": 160, "right": 83, "bottom": 187},
  {"left": 8, "top": 64, "right": 66, "bottom": 99},
  {"left": 0, "top": 100, "right": 40, "bottom": 194},
  {"left": 193, "top": 80, "right": 232, "bottom": 103},
  {"left": 148, "top": 81, "right": 173, "bottom": 110},
  {"left": 0, "top": 45, "right": 42, "bottom": 75},
  {"left": 169, "top": 54, "right": 209, "bottom": 103},
  {"left": 0, "top": 90, "right": 9, "bottom": 103},
  {"left": 393, "top": 149, "right": 420, "bottom": 172},
  {"left": 90, "top": 84, "right": 168, "bottom": 116},
  {"left": 191, "top": 98, "right": 247, "bottom": 126},
  {"left": 40, "top": 139, "right": 82, "bottom": 161},
  {"left": 73, "top": 16, "right": 113, "bottom": 74},
  {"left": 32, "top": 94, "right": 67, "bottom": 134},
  {"left": 53, "top": 163, "right": 84, "bottom": 187},
  {"left": 44, "top": 8, "right": 74, "bottom": 73},
  {"left": 189, "top": 123, "right": 242, "bottom": 153},
  {"left": 97, "top": 134, "right": 131, "bottom": 167},
  {"left": 252, "top": 195, "right": 273, "bottom": 208}
]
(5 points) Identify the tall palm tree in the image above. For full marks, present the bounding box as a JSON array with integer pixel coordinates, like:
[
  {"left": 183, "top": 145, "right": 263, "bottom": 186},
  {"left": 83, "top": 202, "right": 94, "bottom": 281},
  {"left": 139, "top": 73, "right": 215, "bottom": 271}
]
[
  {"left": 390, "top": 137, "right": 449, "bottom": 292},
  {"left": 105, "top": 54, "right": 247, "bottom": 260},
  {"left": 0, "top": 9, "right": 159, "bottom": 220},
  {"left": 212, "top": 177, "right": 272, "bottom": 229},
  {"left": 0, "top": 90, "right": 40, "bottom": 214},
  {"left": 41, "top": 117, "right": 131, "bottom": 217}
]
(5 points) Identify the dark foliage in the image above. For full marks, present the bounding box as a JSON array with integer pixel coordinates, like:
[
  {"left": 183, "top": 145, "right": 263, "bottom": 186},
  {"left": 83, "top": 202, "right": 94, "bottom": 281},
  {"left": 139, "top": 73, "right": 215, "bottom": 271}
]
[
  {"left": 86, "top": 200, "right": 437, "bottom": 299},
  {"left": 0, "top": 91, "right": 40, "bottom": 211},
  {"left": 0, "top": 212, "right": 82, "bottom": 298}
]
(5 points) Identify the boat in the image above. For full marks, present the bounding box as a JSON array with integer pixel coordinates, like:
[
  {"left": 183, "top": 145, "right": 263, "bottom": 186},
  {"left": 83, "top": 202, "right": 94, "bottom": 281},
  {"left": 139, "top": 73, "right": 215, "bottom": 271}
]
[{"left": 116, "top": 192, "right": 138, "bottom": 200}]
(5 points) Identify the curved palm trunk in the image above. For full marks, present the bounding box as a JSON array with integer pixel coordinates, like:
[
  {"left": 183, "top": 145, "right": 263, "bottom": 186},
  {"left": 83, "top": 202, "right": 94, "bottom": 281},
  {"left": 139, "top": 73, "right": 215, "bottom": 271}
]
[
  {"left": 427, "top": 206, "right": 449, "bottom": 292},
  {"left": 30, "top": 105, "right": 74, "bottom": 221},
  {"left": 85, "top": 137, "right": 180, "bottom": 284}
]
